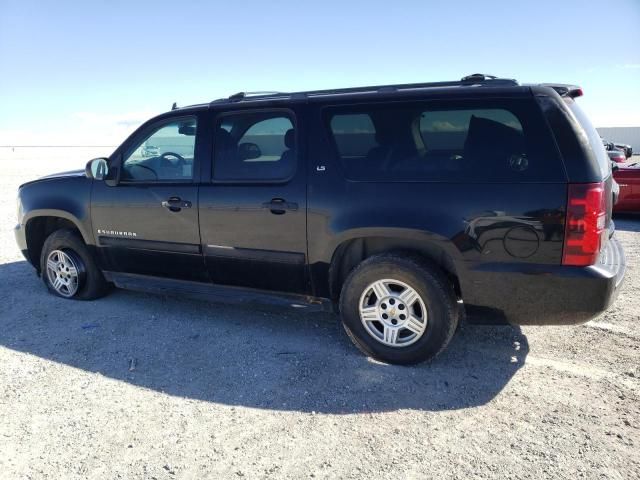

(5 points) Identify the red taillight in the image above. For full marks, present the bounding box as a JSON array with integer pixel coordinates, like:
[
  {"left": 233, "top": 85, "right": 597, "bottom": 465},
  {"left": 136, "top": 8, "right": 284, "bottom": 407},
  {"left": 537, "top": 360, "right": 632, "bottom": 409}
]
[{"left": 562, "top": 182, "right": 606, "bottom": 266}]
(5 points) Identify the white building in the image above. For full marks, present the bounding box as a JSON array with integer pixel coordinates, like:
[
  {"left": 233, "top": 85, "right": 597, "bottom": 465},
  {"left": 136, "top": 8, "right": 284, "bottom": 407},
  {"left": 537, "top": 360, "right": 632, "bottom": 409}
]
[{"left": 597, "top": 127, "right": 640, "bottom": 153}]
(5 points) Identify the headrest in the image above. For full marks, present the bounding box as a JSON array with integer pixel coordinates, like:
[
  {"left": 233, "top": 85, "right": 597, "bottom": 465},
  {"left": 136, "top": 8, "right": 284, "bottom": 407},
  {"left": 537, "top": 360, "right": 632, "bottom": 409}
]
[
  {"left": 374, "top": 129, "right": 395, "bottom": 145},
  {"left": 464, "top": 115, "right": 523, "bottom": 156},
  {"left": 215, "top": 128, "right": 231, "bottom": 142},
  {"left": 284, "top": 129, "right": 295, "bottom": 149}
]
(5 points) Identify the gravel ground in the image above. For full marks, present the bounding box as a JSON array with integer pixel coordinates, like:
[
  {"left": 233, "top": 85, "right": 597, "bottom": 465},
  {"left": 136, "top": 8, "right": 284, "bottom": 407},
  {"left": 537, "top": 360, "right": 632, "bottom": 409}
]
[{"left": 1, "top": 149, "right": 639, "bottom": 479}]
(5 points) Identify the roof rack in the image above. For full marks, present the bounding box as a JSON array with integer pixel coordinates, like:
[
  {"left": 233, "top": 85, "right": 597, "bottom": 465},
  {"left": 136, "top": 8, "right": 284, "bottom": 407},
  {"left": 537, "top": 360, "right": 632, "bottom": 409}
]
[
  {"left": 228, "top": 91, "right": 286, "bottom": 102},
  {"left": 210, "top": 74, "right": 518, "bottom": 105}
]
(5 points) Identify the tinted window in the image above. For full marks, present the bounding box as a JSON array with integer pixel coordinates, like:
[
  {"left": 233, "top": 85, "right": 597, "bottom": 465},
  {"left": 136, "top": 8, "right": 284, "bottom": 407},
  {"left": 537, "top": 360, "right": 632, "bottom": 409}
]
[
  {"left": 122, "top": 118, "right": 197, "bottom": 182},
  {"left": 567, "top": 100, "right": 610, "bottom": 178},
  {"left": 213, "top": 112, "right": 295, "bottom": 181},
  {"left": 419, "top": 109, "right": 522, "bottom": 150},
  {"left": 330, "top": 114, "right": 377, "bottom": 158},
  {"left": 326, "top": 100, "right": 564, "bottom": 182}
]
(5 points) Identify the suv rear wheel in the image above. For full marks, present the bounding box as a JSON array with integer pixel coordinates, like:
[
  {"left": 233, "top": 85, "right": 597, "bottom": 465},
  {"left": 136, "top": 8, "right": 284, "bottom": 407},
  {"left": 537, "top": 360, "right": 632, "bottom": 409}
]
[
  {"left": 40, "top": 229, "right": 110, "bottom": 300},
  {"left": 339, "top": 254, "right": 458, "bottom": 364}
]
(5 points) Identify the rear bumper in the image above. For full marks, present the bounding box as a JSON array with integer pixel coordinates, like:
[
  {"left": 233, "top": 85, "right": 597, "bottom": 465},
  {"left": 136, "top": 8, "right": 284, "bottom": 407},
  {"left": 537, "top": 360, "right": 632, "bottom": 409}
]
[{"left": 462, "top": 236, "right": 626, "bottom": 325}]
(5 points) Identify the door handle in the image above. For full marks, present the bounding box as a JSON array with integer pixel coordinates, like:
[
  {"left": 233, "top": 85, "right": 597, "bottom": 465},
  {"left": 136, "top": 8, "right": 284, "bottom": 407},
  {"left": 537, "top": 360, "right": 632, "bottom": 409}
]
[
  {"left": 162, "top": 196, "right": 192, "bottom": 212},
  {"left": 262, "top": 198, "right": 298, "bottom": 215}
]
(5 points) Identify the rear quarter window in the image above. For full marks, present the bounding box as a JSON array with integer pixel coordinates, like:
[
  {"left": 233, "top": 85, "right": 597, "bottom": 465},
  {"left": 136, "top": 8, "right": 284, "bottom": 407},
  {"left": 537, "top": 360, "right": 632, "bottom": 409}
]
[
  {"left": 324, "top": 99, "right": 565, "bottom": 183},
  {"left": 566, "top": 100, "right": 610, "bottom": 178}
]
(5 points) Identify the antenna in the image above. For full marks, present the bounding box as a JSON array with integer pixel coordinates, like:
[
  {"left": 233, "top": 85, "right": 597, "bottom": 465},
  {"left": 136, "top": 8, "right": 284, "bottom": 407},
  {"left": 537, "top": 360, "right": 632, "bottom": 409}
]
[{"left": 171, "top": 102, "right": 178, "bottom": 110}]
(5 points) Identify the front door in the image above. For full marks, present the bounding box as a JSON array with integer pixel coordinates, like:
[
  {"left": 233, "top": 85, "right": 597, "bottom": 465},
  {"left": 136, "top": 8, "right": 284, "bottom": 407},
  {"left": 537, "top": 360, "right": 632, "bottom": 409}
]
[
  {"left": 92, "top": 115, "right": 207, "bottom": 282},
  {"left": 198, "top": 108, "right": 309, "bottom": 293}
]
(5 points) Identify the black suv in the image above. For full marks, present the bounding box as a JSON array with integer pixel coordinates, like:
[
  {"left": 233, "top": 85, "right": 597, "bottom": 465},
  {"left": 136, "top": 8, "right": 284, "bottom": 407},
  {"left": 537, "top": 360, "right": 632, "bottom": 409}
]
[{"left": 15, "top": 74, "right": 626, "bottom": 364}]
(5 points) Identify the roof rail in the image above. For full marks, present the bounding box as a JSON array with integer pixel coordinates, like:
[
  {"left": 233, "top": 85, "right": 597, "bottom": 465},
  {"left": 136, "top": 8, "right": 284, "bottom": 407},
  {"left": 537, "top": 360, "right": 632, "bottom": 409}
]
[
  {"left": 210, "top": 74, "right": 519, "bottom": 105},
  {"left": 228, "top": 91, "right": 286, "bottom": 102}
]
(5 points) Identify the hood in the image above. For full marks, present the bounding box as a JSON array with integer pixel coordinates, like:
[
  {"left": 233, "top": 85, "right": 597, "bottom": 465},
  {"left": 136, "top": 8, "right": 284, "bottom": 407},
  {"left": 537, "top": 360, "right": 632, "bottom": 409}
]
[
  {"left": 19, "top": 168, "right": 86, "bottom": 189},
  {"left": 40, "top": 168, "right": 86, "bottom": 179}
]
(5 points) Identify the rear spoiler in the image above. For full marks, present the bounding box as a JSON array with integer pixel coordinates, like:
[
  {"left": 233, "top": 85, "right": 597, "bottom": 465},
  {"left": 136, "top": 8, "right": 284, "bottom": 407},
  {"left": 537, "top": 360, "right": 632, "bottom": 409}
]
[{"left": 539, "top": 83, "right": 583, "bottom": 98}]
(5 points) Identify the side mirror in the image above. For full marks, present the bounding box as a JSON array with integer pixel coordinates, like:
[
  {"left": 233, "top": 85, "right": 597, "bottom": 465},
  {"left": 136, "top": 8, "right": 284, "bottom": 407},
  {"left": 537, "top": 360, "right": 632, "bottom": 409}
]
[
  {"left": 611, "top": 161, "right": 619, "bottom": 172},
  {"left": 237, "top": 142, "right": 262, "bottom": 161},
  {"left": 85, "top": 157, "right": 109, "bottom": 180}
]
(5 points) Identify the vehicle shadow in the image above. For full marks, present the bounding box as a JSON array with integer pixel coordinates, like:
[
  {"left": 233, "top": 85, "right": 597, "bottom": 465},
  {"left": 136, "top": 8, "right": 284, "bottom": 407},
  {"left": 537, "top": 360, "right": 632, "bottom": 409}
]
[
  {"left": 613, "top": 214, "right": 640, "bottom": 232},
  {"left": 0, "top": 260, "right": 528, "bottom": 413}
]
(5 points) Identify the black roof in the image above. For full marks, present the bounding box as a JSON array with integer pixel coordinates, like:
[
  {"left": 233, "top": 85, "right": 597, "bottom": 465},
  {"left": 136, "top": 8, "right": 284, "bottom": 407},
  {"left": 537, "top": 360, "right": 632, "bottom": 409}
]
[
  {"left": 209, "top": 73, "right": 519, "bottom": 106},
  {"left": 172, "top": 74, "right": 577, "bottom": 112}
]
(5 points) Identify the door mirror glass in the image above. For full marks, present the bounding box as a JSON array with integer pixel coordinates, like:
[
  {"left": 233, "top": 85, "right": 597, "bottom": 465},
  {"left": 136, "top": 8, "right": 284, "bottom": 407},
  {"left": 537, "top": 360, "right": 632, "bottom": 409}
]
[
  {"left": 237, "top": 142, "right": 262, "bottom": 161},
  {"left": 86, "top": 157, "right": 109, "bottom": 180}
]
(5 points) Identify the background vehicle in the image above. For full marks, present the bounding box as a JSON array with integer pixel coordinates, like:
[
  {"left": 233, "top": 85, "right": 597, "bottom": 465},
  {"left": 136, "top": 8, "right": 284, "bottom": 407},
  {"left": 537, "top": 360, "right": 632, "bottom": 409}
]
[
  {"left": 613, "top": 161, "right": 640, "bottom": 213},
  {"left": 608, "top": 148, "right": 627, "bottom": 163},
  {"left": 14, "top": 75, "right": 626, "bottom": 364},
  {"left": 614, "top": 142, "right": 633, "bottom": 159},
  {"left": 603, "top": 139, "right": 631, "bottom": 162},
  {"left": 140, "top": 145, "right": 160, "bottom": 158}
]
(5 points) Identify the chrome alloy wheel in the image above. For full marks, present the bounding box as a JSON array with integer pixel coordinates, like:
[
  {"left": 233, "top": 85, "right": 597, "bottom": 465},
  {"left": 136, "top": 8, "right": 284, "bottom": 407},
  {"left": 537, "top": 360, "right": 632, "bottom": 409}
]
[
  {"left": 359, "top": 279, "right": 428, "bottom": 347},
  {"left": 46, "top": 250, "right": 80, "bottom": 297}
]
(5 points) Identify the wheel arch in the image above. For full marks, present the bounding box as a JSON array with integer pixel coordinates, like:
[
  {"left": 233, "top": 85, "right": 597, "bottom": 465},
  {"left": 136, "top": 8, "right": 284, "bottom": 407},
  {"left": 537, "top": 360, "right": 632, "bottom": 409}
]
[
  {"left": 328, "top": 235, "right": 462, "bottom": 304},
  {"left": 24, "top": 211, "right": 90, "bottom": 272}
]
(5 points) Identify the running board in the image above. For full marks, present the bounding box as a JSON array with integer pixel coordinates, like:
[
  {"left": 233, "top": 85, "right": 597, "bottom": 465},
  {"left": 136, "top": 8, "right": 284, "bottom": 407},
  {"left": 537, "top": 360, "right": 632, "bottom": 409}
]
[{"left": 103, "top": 271, "right": 332, "bottom": 312}]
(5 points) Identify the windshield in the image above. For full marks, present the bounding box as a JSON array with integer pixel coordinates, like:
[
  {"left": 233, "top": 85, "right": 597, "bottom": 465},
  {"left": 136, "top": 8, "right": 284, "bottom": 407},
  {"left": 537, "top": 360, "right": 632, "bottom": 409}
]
[{"left": 566, "top": 100, "right": 610, "bottom": 178}]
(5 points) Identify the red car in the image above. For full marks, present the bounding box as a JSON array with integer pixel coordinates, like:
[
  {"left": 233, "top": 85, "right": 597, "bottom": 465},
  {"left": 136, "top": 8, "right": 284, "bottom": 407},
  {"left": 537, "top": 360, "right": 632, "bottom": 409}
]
[
  {"left": 608, "top": 149, "right": 626, "bottom": 163},
  {"left": 613, "top": 161, "right": 640, "bottom": 213}
]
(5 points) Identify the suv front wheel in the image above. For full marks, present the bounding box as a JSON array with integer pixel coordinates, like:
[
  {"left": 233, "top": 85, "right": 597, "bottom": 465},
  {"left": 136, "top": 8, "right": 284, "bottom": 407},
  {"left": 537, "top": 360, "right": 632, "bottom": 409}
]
[
  {"left": 339, "top": 254, "right": 458, "bottom": 365},
  {"left": 40, "top": 229, "right": 110, "bottom": 300}
]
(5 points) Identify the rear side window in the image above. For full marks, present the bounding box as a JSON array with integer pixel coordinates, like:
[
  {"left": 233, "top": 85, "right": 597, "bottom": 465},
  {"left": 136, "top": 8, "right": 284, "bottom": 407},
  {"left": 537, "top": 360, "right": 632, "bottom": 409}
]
[
  {"left": 330, "top": 114, "right": 377, "bottom": 158},
  {"left": 325, "top": 100, "right": 564, "bottom": 182},
  {"left": 213, "top": 111, "right": 296, "bottom": 181},
  {"left": 419, "top": 109, "right": 522, "bottom": 150}
]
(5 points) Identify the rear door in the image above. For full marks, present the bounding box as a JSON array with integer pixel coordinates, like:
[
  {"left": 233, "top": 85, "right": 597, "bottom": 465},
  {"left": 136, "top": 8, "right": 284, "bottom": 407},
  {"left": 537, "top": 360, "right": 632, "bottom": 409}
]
[
  {"left": 92, "top": 114, "right": 207, "bottom": 282},
  {"left": 198, "top": 107, "right": 309, "bottom": 293}
]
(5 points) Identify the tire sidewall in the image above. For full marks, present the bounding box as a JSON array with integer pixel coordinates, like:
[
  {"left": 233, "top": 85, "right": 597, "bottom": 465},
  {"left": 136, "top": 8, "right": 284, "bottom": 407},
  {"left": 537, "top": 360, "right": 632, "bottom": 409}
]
[
  {"left": 40, "top": 230, "right": 106, "bottom": 300},
  {"left": 340, "top": 257, "right": 456, "bottom": 364}
]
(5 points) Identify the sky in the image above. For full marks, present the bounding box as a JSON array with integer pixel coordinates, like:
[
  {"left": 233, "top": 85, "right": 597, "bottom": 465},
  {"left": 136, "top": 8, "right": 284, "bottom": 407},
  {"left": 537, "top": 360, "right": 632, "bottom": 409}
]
[{"left": 0, "top": 0, "right": 639, "bottom": 146}]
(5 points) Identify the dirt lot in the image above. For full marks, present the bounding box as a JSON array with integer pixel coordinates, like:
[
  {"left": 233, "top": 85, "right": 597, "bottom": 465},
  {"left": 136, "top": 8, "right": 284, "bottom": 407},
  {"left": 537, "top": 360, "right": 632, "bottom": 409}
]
[{"left": 1, "top": 149, "right": 639, "bottom": 479}]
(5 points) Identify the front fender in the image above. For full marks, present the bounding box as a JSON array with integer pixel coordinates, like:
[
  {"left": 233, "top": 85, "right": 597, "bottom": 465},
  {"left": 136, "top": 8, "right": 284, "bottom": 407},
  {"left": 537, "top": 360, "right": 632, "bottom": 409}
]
[
  {"left": 18, "top": 176, "right": 94, "bottom": 245},
  {"left": 23, "top": 209, "right": 93, "bottom": 245}
]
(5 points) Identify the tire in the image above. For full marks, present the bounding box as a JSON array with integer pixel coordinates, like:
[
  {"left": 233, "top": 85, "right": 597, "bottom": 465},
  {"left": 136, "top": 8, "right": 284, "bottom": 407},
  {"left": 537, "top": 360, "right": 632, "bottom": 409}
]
[
  {"left": 339, "top": 253, "right": 458, "bottom": 365},
  {"left": 40, "top": 229, "right": 110, "bottom": 300}
]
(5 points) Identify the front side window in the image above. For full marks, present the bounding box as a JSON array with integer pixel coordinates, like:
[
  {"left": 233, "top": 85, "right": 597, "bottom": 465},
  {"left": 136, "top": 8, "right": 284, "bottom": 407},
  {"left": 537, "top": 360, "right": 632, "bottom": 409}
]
[
  {"left": 213, "top": 112, "right": 296, "bottom": 181},
  {"left": 122, "top": 118, "right": 197, "bottom": 182},
  {"left": 326, "top": 101, "right": 563, "bottom": 182}
]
